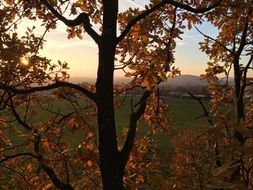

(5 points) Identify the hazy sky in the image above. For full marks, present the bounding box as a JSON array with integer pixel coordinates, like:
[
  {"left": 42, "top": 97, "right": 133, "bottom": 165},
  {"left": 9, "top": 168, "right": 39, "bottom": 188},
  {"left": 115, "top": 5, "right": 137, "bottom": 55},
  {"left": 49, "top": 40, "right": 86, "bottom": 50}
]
[{"left": 20, "top": 1, "right": 218, "bottom": 78}]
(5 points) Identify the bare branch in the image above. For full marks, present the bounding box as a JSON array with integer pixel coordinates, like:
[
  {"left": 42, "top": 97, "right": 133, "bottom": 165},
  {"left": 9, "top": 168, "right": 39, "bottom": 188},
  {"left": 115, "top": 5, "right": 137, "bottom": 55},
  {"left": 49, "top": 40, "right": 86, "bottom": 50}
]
[
  {"left": 188, "top": 92, "right": 223, "bottom": 167},
  {"left": 188, "top": 92, "right": 213, "bottom": 126}
]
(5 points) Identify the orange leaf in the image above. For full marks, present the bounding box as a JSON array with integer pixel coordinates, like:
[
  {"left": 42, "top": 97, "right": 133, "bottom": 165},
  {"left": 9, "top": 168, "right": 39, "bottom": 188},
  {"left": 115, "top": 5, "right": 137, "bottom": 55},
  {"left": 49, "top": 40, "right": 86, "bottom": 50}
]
[{"left": 86, "top": 160, "right": 93, "bottom": 167}]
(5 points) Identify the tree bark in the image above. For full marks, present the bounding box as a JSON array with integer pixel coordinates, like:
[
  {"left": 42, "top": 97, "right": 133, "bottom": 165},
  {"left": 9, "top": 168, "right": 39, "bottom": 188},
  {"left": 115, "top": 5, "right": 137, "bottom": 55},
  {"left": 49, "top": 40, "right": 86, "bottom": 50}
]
[
  {"left": 233, "top": 57, "right": 245, "bottom": 145},
  {"left": 234, "top": 57, "right": 244, "bottom": 123},
  {"left": 95, "top": 1, "right": 125, "bottom": 189}
]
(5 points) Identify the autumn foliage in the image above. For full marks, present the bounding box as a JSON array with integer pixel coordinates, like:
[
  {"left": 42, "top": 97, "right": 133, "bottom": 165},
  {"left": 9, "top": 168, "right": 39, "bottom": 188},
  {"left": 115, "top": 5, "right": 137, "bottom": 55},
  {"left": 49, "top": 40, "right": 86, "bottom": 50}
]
[{"left": 0, "top": 0, "right": 252, "bottom": 189}]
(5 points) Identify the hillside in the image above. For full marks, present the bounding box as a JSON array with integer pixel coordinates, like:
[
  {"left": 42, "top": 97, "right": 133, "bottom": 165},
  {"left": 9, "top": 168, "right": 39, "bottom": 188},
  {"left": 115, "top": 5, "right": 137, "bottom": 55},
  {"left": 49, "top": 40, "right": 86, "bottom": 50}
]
[
  {"left": 162, "top": 74, "right": 208, "bottom": 88},
  {"left": 69, "top": 75, "right": 208, "bottom": 87}
]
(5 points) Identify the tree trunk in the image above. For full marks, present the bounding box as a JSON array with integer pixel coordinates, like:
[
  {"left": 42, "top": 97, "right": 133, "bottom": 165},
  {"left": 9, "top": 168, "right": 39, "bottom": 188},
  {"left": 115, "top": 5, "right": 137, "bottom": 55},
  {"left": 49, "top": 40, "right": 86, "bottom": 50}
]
[
  {"left": 233, "top": 57, "right": 245, "bottom": 145},
  {"left": 95, "top": 1, "right": 125, "bottom": 189},
  {"left": 231, "top": 57, "right": 245, "bottom": 182},
  {"left": 234, "top": 57, "right": 245, "bottom": 123}
]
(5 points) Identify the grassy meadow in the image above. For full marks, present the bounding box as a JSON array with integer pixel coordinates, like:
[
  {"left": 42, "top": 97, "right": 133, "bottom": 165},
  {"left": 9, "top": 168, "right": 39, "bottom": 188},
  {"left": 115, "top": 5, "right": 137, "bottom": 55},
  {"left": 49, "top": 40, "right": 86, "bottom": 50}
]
[
  {"left": 1, "top": 95, "right": 211, "bottom": 187},
  {"left": 115, "top": 96, "right": 211, "bottom": 162},
  {"left": 115, "top": 96, "right": 210, "bottom": 129},
  {"left": 5, "top": 95, "right": 211, "bottom": 147}
]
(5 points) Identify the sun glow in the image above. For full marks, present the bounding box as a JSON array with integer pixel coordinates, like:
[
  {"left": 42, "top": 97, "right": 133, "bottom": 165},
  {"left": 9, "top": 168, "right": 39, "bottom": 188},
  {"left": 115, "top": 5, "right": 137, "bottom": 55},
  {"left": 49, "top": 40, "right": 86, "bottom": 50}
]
[{"left": 20, "top": 56, "right": 29, "bottom": 66}]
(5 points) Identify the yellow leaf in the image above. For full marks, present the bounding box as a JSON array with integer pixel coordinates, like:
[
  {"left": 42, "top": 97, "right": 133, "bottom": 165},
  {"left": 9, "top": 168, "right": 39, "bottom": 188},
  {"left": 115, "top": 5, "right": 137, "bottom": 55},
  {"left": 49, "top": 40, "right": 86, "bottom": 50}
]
[{"left": 77, "top": 32, "right": 83, "bottom": 40}]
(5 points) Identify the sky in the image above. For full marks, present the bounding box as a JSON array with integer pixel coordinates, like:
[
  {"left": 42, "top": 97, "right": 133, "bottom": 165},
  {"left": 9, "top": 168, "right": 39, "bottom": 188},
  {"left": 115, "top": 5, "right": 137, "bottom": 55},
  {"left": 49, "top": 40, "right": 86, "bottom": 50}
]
[{"left": 19, "top": 1, "right": 218, "bottom": 78}]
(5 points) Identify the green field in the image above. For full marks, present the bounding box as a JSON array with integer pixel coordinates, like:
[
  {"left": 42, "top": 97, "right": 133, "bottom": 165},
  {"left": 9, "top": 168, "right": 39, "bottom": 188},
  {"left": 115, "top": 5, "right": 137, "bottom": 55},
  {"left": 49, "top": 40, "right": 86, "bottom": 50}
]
[
  {"left": 4, "top": 95, "right": 211, "bottom": 149},
  {"left": 4, "top": 96, "right": 210, "bottom": 146},
  {"left": 114, "top": 96, "right": 211, "bottom": 162},
  {"left": 115, "top": 96, "right": 210, "bottom": 129},
  {"left": 2, "top": 96, "right": 211, "bottom": 187},
  {"left": 165, "top": 97, "right": 210, "bottom": 128}
]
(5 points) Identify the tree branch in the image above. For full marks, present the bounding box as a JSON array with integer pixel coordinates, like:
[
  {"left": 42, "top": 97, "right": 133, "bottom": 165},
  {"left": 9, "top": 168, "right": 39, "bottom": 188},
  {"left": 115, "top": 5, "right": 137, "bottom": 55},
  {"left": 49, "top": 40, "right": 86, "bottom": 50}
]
[
  {"left": 239, "top": 55, "right": 253, "bottom": 100},
  {"left": 164, "top": 7, "right": 177, "bottom": 72},
  {"left": 33, "top": 130, "right": 74, "bottom": 190},
  {"left": 194, "top": 26, "right": 233, "bottom": 54},
  {"left": 0, "top": 81, "right": 96, "bottom": 102},
  {"left": 0, "top": 153, "right": 38, "bottom": 164},
  {"left": 120, "top": 91, "right": 151, "bottom": 169},
  {"left": 236, "top": 10, "right": 251, "bottom": 57},
  {"left": 188, "top": 92, "right": 213, "bottom": 125},
  {"left": 8, "top": 97, "right": 33, "bottom": 131},
  {"left": 246, "top": 82, "right": 253, "bottom": 86},
  {"left": 0, "top": 164, "right": 31, "bottom": 187},
  {"left": 56, "top": 112, "right": 74, "bottom": 124},
  {"left": 117, "top": 0, "right": 220, "bottom": 43},
  {"left": 40, "top": 0, "right": 100, "bottom": 44},
  {"left": 41, "top": 164, "right": 74, "bottom": 190},
  {"left": 188, "top": 92, "right": 223, "bottom": 166}
]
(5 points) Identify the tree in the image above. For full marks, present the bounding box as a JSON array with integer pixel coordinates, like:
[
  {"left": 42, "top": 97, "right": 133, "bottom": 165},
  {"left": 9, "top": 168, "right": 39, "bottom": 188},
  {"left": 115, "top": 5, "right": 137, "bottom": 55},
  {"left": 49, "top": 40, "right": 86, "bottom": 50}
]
[
  {"left": 170, "top": 1, "right": 253, "bottom": 188},
  {"left": 199, "top": 0, "right": 252, "bottom": 125},
  {"left": 0, "top": 1, "right": 220, "bottom": 189}
]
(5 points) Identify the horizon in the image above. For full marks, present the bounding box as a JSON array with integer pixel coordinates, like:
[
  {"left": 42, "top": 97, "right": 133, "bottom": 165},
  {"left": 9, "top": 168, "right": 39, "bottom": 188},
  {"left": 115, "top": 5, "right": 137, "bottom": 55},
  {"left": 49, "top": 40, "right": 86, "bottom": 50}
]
[
  {"left": 17, "top": 1, "right": 220, "bottom": 78},
  {"left": 68, "top": 74, "right": 235, "bottom": 82},
  {"left": 16, "top": 1, "right": 251, "bottom": 79},
  {"left": 40, "top": 22, "right": 216, "bottom": 78}
]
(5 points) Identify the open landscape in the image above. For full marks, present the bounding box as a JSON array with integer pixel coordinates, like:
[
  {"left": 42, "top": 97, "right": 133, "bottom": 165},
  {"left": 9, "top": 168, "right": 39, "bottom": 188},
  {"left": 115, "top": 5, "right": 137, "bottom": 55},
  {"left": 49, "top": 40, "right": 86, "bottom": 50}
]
[
  {"left": 1, "top": 94, "right": 210, "bottom": 186},
  {"left": 1, "top": 1, "right": 252, "bottom": 189}
]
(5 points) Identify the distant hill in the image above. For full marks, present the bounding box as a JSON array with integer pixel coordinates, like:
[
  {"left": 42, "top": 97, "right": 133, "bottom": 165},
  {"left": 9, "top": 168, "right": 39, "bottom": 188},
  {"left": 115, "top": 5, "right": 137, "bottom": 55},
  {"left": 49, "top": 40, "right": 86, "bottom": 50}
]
[
  {"left": 67, "top": 75, "right": 236, "bottom": 97},
  {"left": 69, "top": 75, "right": 233, "bottom": 88},
  {"left": 161, "top": 75, "right": 208, "bottom": 88},
  {"left": 69, "top": 77, "right": 96, "bottom": 84},
  {"left": 68, "top": 77, "right": 130, "bottom": 84}
]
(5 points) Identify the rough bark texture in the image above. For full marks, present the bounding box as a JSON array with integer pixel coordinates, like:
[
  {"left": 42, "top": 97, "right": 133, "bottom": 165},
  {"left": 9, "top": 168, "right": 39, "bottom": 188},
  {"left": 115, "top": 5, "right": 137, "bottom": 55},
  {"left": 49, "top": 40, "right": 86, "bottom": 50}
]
[
  {"left": 234, "top": 57, "right": 244, "bottom": 122},
  {"left": 95, "top": 1, "right": 125, "bottom": 189}
]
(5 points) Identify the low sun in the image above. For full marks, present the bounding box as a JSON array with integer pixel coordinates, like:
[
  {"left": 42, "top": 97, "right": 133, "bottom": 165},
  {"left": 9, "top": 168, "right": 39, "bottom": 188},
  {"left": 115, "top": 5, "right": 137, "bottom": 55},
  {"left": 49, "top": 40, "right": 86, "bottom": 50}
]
[{"left": 20, "top": 56, "right": 29, "bottom": 66}]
